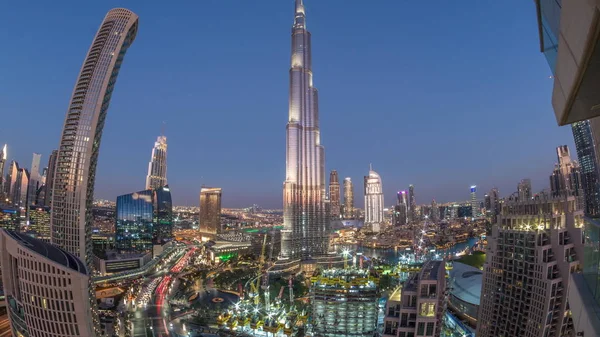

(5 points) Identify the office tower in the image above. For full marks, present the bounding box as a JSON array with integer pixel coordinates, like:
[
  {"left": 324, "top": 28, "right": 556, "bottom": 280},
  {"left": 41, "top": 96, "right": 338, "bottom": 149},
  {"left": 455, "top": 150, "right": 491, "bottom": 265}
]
[
  {"left": 51, "top": 8, "right": 138, "bottom": 269},
  {"left": 393, "top": 191, "right": 408, "bottom": 226},
  {"left": 517, "top": 178, "right": 532, "bottom": 201},
  {"left": 115, "top": 185, "right": 173, "bottom": 253},
  {"left": 489, "top": 187, "right": 500, "bottom": 222},
  {"left": 430, "top": 199, "right": 439, "bottom": 222},
  {"left": 477, "top": 189, "right": 583, "bottom": 336},
  {"left": 43, "top": 150, "right": 57, "bottom": 207},
  {"left": 0, "top": 230, "right": 94, "bottom": 337},
  {"left": 484, "top": 194, "right": 491, "bottom": 212},
  {"left": 343, "top": 177, "right": 354, "bottom": 219},
  {"left": 27, "top": 153, "right": 41, "bottom": 207},
  {"left": 570, "top": 121, "right": 600, "bottom": 216},
  {"left": 281, "top": 0, "right": 329, "bottom": 261},
  {"left": 115, "top": 189, "right": 154, "bottom": 253},
  {"left": 199, "top": 187, "right": 222, "bottom": 238},
  {"left": 27, "top": 206, "right": 51, "bottom": 242},
  {"left": 383, "top": 261, "right": 446, "bottom": 337},
  {"left": 310, "top": 268, "right": 380, "bottom": 337},
  {"left": 328, "top": 170, "right": 341, "bottom": 219},
  {"left": 0, "top": 206, "right": 20, "bottom": 231},
  {"left": 364, "top": 166, "right": 384, "bottom": 233},
  {"left": 0, "top": 144, "right": 6, "bottom": 201},
  {"left": 145, "top": 135, "right": 168, "bottom": 190},
  {"left": 470, "top": 185, "right": 477, "bottom": 217},
  {"left": 409, "top": 184, "right": 417, "bottom": 223},
  {"left": 11, "top": 167, "right": 29, "bottom": 208},
  {"left": 550, "top": 145, "right": 582, "bottom": 197},
  {"left": 4, "top": 161, "right": 18, "bottom": 205}
]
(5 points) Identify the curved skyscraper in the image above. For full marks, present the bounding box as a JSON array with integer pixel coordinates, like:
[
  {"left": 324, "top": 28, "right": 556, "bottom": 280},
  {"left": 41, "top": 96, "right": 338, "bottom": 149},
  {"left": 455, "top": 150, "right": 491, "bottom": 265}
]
[
  {"left": 51, "top": 8, "right": 138, "bottom": 267},
  {"left": 281, "top": 0, "right": 329, "bottom": 261},
  {"left": 145, "top": 135, "right": 168, "bottom": 189}
]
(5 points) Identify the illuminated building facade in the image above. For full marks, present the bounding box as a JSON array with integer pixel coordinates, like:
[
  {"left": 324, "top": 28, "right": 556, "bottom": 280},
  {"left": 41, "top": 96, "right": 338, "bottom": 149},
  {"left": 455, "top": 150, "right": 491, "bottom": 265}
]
[
  {"left": 477, "top": 190, "right": 583, "bottom": 336},
  {"left": 409, "top": 184, "right": 416, "bottom": 223},
  {"left": 50, "top": 8, "right": 138, "bottom": 269},
  {"left": 28, "top": 206, "right": 51, "bottom": 242},
  {"left": 550, "top": 145, "right": 582, "bottom": 197},
  {"left": 329, "top": 170, "right": 340, "bottom": 219},
  {"left": 43, "top": 150, "right": 57, "bottom": 207},
  {"left": 364, "top": 166, "right": 384, "bottom": 233},
  {"left": 0, "top": 207, "right": 19, "bottom": 232},
  {"left": 115, "top": 185, "right": 173, "bottom": 253},
  {"left": 199, "top": 187, "right": 222, "bottom": 237},
  {"left": 470, "top": 185, "right": 477, "bottom": 217},
  {"left": 27, "top": 153, "right": 41, "bottom": 207},
  {"left": 0, "top": 230, "right": 94, "bottom": 337},
  {"left": 145, "top": 135, "right": 168, "bottom": 190},
  {"left": 343, "top": 177, "right": 354, "bottom": 219},
  {"left": 310, "top": 268, "right": 380, "bottom": 337},
  {"left": 383, "top": 261, "right": 446, "bottom": 337},
  {"left": 281, "top": 0, "right": 329, "bottom": 260},
  {"left": 518, "top": 178, "right": 532, "bottom": 201}
]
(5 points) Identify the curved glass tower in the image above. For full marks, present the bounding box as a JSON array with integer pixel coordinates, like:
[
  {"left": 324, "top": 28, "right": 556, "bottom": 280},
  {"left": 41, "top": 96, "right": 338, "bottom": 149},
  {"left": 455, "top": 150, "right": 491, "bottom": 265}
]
[
  {"left": 282, "top": 0, "right": 329, "bottom": 260},
  {"left": 51, "top": 8, "right": 139, "bottom": 267}
]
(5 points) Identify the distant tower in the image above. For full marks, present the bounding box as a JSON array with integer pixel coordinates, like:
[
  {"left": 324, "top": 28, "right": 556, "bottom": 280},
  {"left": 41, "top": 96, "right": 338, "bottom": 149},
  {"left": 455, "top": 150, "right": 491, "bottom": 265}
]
[
  {"left": 470, "top": 185, "right": 477, "bottom": 217},
  {"left": 550, "top": 145, "right": 582, "bottom": 197},
  {"left": 393, "top": 191, "right": 408, "bottom": 226},
  {"left": 489, "top": 187, "right": 500, "bottom": 223},
  {"left": 571, "top": 121, "right": 600, "bottom": 217},
  {"left": 145, "top": 135, "right": 168, "bottom": 190},
  {"left": 431, "top": 199, "right": 439, "bottom": 222},
  {"left": 43, "top": 150, "right": 58, "bottom": 207},
  {"left": 343, "top": 178, "right": 354, "bottom": 219},
  {"left": 199, "top": 187, "right": 222, "bottom": 238},
  {"left": 28, "top": 153, "right": 41, "bottom": 207},
  {"left": 364, "top": 165, "right": 384, "bottom": 233},
  {"left": 408, "top": 184, "right": 416, "bottom": 223},
  {"left": 517, "top": 178, "right": 532, "bottom": 201},
  {"left": 0, "top": 144, "right": 6, "bottom": 201},
  {"left": 329, "top": 170, "right": 341, "bottom": 219}
]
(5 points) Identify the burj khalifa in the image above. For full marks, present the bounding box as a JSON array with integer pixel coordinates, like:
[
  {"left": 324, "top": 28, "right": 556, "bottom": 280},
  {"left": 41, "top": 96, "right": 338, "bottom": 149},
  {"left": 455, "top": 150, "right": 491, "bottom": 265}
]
[{"left": 281, "top": 0, "right": 330, "bottom": 262}]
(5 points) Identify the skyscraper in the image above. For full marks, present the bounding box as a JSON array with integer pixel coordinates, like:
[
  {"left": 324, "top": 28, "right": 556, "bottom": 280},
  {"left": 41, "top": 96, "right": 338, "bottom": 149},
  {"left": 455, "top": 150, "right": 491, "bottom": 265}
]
[
  {"left": 430, "top": 199, "right": 439, "bottom": 222},
  {"left": 470, "top": 185, "right": 477, "bottom": 217},
  {"left": 328, "top": 170, "right": 340, "bottom": 219},
  {"left": 517, "top": 178, "right": 532, "bottom": 201},
  {"left": 115, "top": 189, "right": 154, "bottom": 253},
  {"left": 364, "top": 166, "right": 384, "bottom": 233},
  {"left": 343, "top": 178, "right": 354, "bottom": 219},
  {"left": 550, "top": 145, "right": 582, "bottom": 197},
  {"left": 43, "top": 150, "right": 57, "bottom": 207},
  {"left": 27, "top": 153, "right": 41, "bottom": 207},
  {"left": 281, "top": 0, "right": 329, "bottom": 261},
  {"left": 0, "top": 230, "right": 95, "bottom": 337},
  {"left": 199, "top": 187, "right": 222, "bottom": 238},
  {"left": 0, "top": 144, "right": 6, "bottom": 201},
  {"left": 393, "top": 191, "right": 408, "bottom": 227},
  {"left": 571, "top": 121, "right": 600, "bottom": 216},
  {"left": 50, "top": 8, "right": 139, "bottom": 269},
  {"left": 489, "top": 187, "right": 500, "bottom": 223},
  {"left": 409, "top": 184, "right": 416, "bottom": 223},
  {"left": 145, "top": 135, "right": 168, "bottom": 190}
]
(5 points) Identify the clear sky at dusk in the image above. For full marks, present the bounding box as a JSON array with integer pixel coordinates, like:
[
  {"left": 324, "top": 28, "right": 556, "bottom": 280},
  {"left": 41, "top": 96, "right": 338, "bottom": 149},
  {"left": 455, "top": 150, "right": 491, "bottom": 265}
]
[{"left": 0, "top": 0, "right": 574, "bottom": 208}]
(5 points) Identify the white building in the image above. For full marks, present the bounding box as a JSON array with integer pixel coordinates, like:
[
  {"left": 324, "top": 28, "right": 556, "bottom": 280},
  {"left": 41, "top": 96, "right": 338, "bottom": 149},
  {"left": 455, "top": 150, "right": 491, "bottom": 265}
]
[
  {"left": 364, "top": 166, "right": 384, "bottom": 233},
  {"left": 0, "top": 229, "right": 95, "bottom": 337}
]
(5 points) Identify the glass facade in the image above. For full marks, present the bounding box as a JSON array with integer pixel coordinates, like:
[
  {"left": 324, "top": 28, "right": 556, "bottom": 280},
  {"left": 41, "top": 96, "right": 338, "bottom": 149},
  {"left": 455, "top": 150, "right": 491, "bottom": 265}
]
[
  {"left": 0, "top": 207, "right": 19, "bottom": 232},
  {"left": 153, "top": 185, "right": 173, "bottom": 244},
  {"left": 115, "top": 190, "right": 154, "bottom": 253},
  {"left": 572, "top": 121, "right": 600, "bottom": 217},
  {"left": 538, "top": 0, "right": 561, "bottom": 71},
  {"left": 583, "top": 217, "right": 600, "bottom": 316}
]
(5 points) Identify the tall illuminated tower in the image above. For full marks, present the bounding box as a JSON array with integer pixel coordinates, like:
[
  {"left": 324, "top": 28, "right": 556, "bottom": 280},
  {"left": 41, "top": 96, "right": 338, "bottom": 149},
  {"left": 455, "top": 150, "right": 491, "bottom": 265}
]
[
  {"left": 408, "top": 184, "right": 416, "bottom": 223},
  {"left": 364, "top": 166, "right": 384, "bottom": 233},
  {"left": 328, "top": 170, "right": 340, "bottom": 219},
  {"left": 0, "top": 145, "right": 6, "bottom": 201},
  {"left": 343, "top": 178, "right": 354, "bottom": 219},
  {"left": 281, "top": 0, "right": 329, "bottom": 260},
  {"left": 51, "top": 8, "right": 138, "bottom": 267},
  {"left": 199, "top": 187, "right": 222, "bottom": 239},
  {"left": 470, "top": 185, "right": 477, "bottom": 217},
  {"left": 145, "top": 135, "right": 168, "bottom": 189}
]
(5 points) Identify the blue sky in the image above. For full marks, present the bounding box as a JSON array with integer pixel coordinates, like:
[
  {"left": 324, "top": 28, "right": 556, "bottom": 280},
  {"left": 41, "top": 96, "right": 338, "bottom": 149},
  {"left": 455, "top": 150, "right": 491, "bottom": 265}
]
[{"left": 0, "top": 0, "right": 574, "bottom": 208}]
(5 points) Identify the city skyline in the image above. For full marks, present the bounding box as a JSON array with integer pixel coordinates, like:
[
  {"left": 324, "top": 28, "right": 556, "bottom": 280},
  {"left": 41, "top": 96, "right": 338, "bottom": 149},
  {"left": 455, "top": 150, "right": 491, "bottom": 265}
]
[{"left": 1, "top": 0, "right": 575, "bottom": 208}]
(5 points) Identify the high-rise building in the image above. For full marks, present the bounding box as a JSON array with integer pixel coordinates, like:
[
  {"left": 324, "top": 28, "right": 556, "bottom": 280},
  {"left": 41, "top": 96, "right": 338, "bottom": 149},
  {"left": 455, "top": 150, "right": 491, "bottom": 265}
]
[
  {"left": 393, "top": 191, "right": 408, "bottom": 226},
  {"left": 43, "top": 150, "right": 57, "bottom": 207},
  {"left": 489, "top": 187, "right": 500, "bottom": 223},
  {"left": 343, "top": 177, "right": 354, "bottom": 219},
  {"left": 0, "top": 144, "right": 6, "bottom": 201},
  {"left": 0, "top": 230, "right": 94, "bottom": 337},
  {"left": 310, "top": 268, "right": 380, "bottom": 337},
  {"left": 571, "top": 121, "right": 600, "bottom": 216},
  {"left": 364, "top": 166, "right": 384, "bottom": 233},
  {"left": 550, "top": 145, "right": 582, "bottom": 197},
  {"left": 4, "top": 161, "right": 18, "bottom": 205},
  {"left": 430, "top": 199, "right": 439, "bottom": 222},
  {"left": 517, "top": 178, "right": 532, "bottom": 201},
  {"left": 328, "top": 170, "right": 341, "bottom": 219},
  {"left": 9, "top": 165, "right": 29, "bottom": 208},
  {"left": 409, "top": 184, "right": 417, "bottom": 223},
  {"left": 51, "top": 8, "right": 138, "bottom": 269},
  {"left": 484, "top": 194, "right": 491, "bottom": 211},
  {"left": 383, "top": 261, "right": 446, "bottom": 337},
  {"left": 0, "top": 206, "right": 19, "bottom": 232},
  {"left": 281, "top": 0, "right": 329, "bottom": 261},
  {"left": 153, "top": 185, "right": 173, "bottom": 245},
  {"left": 27, "top": 206, "right": 51, "bottom": 242},
  {"left": 199, "top": 187, "right": 222, "bottom": 238},
  {"left": 145, "top": 135, "right": 168, "bottom": 190},
  {"left": 470, "top": 185, "right": 477, "bottom": 217}
]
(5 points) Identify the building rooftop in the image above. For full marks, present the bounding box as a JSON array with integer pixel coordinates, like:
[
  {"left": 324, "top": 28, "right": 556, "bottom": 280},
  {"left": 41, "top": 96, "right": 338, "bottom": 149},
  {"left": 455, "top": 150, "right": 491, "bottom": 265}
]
[
  {"left": 422, "top": 260, "right": 442, "bottom": 280},
  {"left": 4, "top": 230, "right": 88, "bottom": 274},
  {"left": 449, "top": 262, "right": 482, "bottom": 306}
]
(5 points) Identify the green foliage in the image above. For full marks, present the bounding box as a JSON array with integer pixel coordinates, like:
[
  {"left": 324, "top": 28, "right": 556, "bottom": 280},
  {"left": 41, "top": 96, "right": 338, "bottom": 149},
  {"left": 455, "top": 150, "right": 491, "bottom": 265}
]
[{"left": 456, "top": 251, "right": 486, "bottom": 269}]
